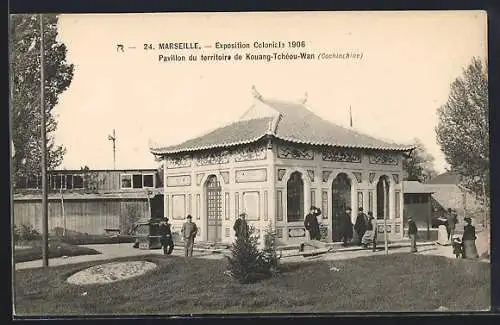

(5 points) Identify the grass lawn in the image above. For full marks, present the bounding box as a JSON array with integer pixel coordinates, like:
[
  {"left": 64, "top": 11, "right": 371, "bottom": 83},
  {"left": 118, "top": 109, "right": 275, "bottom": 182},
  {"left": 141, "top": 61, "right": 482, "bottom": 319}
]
[
  {"left": 14, "top": 240, "right": 101, "bottom": 263},
  {"left": 13, "top": 253, "right": 490, "bottom": 315}
]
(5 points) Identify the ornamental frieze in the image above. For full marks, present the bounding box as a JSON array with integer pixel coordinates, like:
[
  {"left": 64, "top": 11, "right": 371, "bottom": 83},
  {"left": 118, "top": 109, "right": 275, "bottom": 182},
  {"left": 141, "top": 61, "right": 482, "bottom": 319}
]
[
  {"left": 196, "top": 173, "right": 205, "bottom": 185},
  {"left": 220, "top": 171, "right": 230, "bottom": 184},
  {"left": 196, "top": 150, "right": 230, "bottom": 166},
  {"left": 235, "top": 168, "right": 268, "bottom": 183},
  {"left": 321, "top": 148, "right": 361, "bottom": 163},
  {"left": 288, "top": 227, "right": 306, "bottom": 238},
  {"left": 234, "top": 145, "right": 267, "bottom": 162},
  {"left": 166, "top": 155, "right": 191, "bottom": 169},
  {"left": 392, "top": 174, "right": 400, "bottom": 184},
  {"left": 167, "top": 175, "right": 191, "bottom": 187},
  {"left": 353, "top": 172, "right": 362, "bottom": 183},
  {"left": 322, "top": 171, "right": 332, "bottom": 183},
  {"left": 369, "top": 152, "right": 399, "bottom": 165},
  {"left": 277, "top": 169, "right": 287, "bottom": 181},
  {"left": 307, "top": 170, "right": 315, "bottom": 182},
  {"left": 277, "top": 144, "right": 314, "bottom": 160}
]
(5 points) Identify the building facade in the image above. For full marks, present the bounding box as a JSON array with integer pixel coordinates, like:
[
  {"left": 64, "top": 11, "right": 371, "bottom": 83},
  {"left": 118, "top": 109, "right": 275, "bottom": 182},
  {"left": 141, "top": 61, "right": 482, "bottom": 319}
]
[{"left": 150, "top": 94, "right": 414, "bottom": 245}]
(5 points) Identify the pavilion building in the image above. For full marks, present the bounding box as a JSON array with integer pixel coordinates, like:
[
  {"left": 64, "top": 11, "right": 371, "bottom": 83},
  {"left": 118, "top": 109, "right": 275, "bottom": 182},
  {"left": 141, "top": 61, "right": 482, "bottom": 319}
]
[{"left": 149, "top": 91, "right": 414, "bottom": 245}]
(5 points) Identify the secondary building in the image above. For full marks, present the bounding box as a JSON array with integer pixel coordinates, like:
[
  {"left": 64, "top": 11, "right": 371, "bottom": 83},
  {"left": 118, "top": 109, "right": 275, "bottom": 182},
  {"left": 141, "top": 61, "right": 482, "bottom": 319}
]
[{"left": 13, "top": 168, "right": 164, "bottom": 235}]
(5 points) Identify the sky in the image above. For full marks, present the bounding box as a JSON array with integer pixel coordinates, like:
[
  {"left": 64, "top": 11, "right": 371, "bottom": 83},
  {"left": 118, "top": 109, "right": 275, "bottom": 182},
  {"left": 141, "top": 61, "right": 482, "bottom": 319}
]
[{"left": 52, "top": 11, "right": 487, "bottom": 173}]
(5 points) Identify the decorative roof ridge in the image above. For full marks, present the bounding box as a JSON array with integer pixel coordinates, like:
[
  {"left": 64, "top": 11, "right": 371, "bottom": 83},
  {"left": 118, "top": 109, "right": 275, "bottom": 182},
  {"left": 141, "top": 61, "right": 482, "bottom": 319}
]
[{"left": 268, "top": 98, "right": 416, "bottom": 150}]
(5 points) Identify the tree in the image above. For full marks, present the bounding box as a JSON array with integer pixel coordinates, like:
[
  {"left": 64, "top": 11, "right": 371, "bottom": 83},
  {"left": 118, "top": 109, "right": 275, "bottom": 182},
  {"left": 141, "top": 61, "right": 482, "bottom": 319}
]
[
  {"left": 435, "top": 57, "right": 489, "bottom": 200},
  {"left": 10, "top": 14, "right": 74, "bottom": 183},
  {"left": 226, "top": 226, "right": 266, "bottom": 284},
  {"left": 403, "top": 138, "right": 438, "bottom": 182}
]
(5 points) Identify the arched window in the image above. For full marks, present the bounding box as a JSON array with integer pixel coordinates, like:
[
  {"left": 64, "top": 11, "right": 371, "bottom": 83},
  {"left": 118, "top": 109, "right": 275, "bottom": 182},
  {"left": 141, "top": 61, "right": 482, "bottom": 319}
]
[
  {"left": 376, "top": 176, "right": 390, "bottom": 220},
  {"left": 287, "top": 171, "right": 304, "bottom": 222}
]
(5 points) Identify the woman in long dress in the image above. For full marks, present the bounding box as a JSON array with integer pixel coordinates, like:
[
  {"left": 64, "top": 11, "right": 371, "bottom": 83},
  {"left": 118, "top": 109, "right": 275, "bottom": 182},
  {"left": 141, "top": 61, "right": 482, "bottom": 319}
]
[
  {"left": 436, "top": 215, "right": 449, "bottom": 245},
  {"left": 462, "top": 217, "right": 479, "bottom": 259},
  {"left": 361, "top": 212, "right": 377, "bottom": 250}
]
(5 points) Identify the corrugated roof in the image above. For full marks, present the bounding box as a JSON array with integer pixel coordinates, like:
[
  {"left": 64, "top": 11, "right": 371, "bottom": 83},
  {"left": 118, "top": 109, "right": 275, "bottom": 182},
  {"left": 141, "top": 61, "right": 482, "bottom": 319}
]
[
  {"left": 403, "top": 181, "right": 434, "bottom": 194},
  {"left": 150, "top": 97, "right": 415, "bottom": 155},
  {"left": 13, "top": 189, "right": 164, "bottom": 201}
]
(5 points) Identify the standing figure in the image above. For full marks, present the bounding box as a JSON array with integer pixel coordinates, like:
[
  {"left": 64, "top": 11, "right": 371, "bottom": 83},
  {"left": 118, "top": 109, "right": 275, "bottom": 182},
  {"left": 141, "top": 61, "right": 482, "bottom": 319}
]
[
  {"left": 361, "top": 211, "right": 377, "bottom": 251},
  {"left": 304, "top": 206, "right": 321, "bottom": 241},
  {"left": 408, "top": 216, "right": 418, "bottom": 253},
  {"left": 446, "top": 208, "right": 458, "bottom": 242},
  {"left": 339, "top": 207, "right": 353, "bottom": 246},
  {"left": 436, "top": 213, "right": 449, "bottom": 245},
  {"left": 354, "top": 207, "right": 368, "bottom": 245},
  {"left": 181, "top": 214, "right": 198, "bottom": 257},
  {"left": 159, "top": 217, "right": 174, "bottom": 255},
  {"left": 462, "top": 217, "right": 479, "bottom": 259},
  {"left": 233, "top": 212, "right": 249, "bottom": 239}
]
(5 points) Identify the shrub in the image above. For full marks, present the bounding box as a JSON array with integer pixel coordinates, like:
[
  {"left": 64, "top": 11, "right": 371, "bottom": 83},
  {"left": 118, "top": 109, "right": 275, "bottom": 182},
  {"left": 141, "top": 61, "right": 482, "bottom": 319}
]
[
  {"left": 226, "top": 226, "right": 268, "bottom": 284},
  {"left": 261, "top": 224, "right": 281, "bottom": 277},
  {"left": 14, "top": 224, "right": 41, "bottom": 242},
  {"left": 13, "top": 224, "right": 20, "bottom": 242}
]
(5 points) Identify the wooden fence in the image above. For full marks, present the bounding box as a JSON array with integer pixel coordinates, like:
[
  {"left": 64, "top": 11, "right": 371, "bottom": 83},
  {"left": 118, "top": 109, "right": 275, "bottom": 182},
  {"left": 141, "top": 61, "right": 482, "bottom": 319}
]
[{"left": 13, "top": 198, "right": 150, "bottom": 235}]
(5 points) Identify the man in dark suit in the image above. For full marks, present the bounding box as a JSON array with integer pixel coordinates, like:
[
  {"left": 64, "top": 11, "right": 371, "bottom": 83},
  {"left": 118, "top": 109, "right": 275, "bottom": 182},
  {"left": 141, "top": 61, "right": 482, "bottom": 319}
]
[
  {"left": 159, "top": 217, "right": 174, "bottom": 255},
  {"left": 354, "top": 207, "right": 369, "bottom": 245},
  {"left": 304, "top": 206, "right": 321, "bottom": 241}
]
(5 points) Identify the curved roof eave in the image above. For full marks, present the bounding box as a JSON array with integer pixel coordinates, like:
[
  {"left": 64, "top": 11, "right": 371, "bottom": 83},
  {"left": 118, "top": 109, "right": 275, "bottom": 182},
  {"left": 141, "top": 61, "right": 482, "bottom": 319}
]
[{"left": 149, "top": 135, "right": 416, "bottom": 156}]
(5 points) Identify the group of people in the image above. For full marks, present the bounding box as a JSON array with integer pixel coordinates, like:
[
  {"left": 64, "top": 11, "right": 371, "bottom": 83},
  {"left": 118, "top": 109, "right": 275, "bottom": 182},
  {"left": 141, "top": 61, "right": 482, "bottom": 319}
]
[
  {"left": 158, "top": 214, "right": 198, "bottom": 257},
  {"left": 158, "top": 212, "right": 250, "bottom": 257},
  {"left": 303, "top": 206, "right": 378, "bottom": 251},
  {"left": 408, "top": 208, "right": 479, "bottom": 259}
]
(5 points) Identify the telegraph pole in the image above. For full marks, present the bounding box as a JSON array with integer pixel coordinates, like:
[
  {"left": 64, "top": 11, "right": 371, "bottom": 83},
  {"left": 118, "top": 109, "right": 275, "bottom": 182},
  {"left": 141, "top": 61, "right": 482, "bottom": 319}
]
[
  {"left": 40, "top": 14, "right": 49, "bottom": 267},
  {"left": 108, "top": 129, "right": 116, "bottom": 169},
  {"left": 383, "top": 178, "right": 389, "bottom": 255}
]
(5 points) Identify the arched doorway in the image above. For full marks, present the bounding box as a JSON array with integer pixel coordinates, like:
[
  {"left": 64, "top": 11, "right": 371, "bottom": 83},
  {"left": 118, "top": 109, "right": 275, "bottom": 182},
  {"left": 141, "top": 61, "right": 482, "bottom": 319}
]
[
  {"left": 206, "top": 175, "right": 222, "bottom": 242},
  {"left": 332, "top": 173, "right": 351, "bottom": 242},
  {"left": 287, "top": 171, "right": 304, "bottom": 222},
  {"left": 376, "top": 176, "right": 390, "bottom": 220}
]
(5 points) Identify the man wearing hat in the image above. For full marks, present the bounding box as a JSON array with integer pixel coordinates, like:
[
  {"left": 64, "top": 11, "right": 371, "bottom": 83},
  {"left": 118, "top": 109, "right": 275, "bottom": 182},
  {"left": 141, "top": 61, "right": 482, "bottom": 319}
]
[
  {"left": 304, "top": 206, "right": 321, "bottom": 241},
  {"left": 354, "top": 207, "right": 369, "bottom": 246},
  {"left": 181, "top": 214, "right": 198, "bottom": 257},
  {"left": 159, "top": 217, "right": 174, "bottom": 255},
  {"left": 339, "top": 207, "right": 354, "bottom": 246},
  {"left": 408, "top": 216, "right": 418, "bottom": 253},
  {"left": 233, "top": 212, "right": 249, "bottom": 239}
]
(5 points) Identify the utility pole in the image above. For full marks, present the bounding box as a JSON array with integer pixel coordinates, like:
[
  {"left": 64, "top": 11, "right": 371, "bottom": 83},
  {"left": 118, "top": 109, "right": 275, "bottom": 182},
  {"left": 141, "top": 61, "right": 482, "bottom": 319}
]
[
  {"left": 383, "top": 178, "right": 389, "bottom": 255},
  {"left": 40, "top": 14, "right": 49, "bottom": 267},
  {"left": 108, "top": 129, "right": 116, "bottom": 169}
]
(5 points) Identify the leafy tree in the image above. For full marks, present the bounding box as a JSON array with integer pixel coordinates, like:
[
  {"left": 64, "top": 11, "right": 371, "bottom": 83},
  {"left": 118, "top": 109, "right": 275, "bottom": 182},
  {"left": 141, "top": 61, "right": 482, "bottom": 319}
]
[
  {"left": 10, "top": 14, "right": 74, "bottom": 183},
  {"left": 403, "top": 138, "right": 438, "bottom": 182},
  {"left": 435, "top": 57, "right": 489, "bottom": 200}
]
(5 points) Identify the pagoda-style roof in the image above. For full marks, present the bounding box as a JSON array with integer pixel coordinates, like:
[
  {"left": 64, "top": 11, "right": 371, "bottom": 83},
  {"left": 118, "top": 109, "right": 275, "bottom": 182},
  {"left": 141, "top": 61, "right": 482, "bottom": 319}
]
[{"left": 150, "top": 94, "right": 415, "bottom": 155}]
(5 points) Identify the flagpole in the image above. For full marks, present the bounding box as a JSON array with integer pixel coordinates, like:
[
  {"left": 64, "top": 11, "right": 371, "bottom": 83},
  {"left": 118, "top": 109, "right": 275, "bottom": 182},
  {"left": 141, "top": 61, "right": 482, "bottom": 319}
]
[{"left": 40, "top": 14, "right": 49, "bottom": 267}]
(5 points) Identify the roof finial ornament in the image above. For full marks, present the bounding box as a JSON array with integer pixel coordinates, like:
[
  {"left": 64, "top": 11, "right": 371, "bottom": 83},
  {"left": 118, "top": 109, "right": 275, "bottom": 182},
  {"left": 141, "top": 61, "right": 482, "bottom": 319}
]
[
  {"left": 301, "top": 92, "right": 308, "bottom": 104},
  {"left": 251, "top": 85, "right": 263, "bottom": 101}
]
